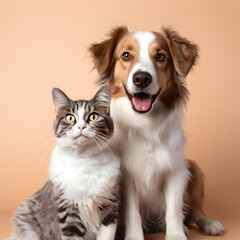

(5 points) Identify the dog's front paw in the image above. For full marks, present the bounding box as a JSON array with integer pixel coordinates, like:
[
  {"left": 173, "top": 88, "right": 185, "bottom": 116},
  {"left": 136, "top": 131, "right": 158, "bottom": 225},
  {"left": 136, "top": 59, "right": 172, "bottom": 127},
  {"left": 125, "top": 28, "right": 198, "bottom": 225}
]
[
  {"left": 125, "top": 234, "right": 144, "bottom": 240},
  {"left": 125, "top": 227, "right": 144, "bottom": 240},
  {"left": 201, "top": 220, "right": 224, "bottom": 236},
  {"left": 165, "top": 233, "right": 187, "bottom": 240},
  {"left": 125, "top": 239, "right": 140, "bottom": 240}
]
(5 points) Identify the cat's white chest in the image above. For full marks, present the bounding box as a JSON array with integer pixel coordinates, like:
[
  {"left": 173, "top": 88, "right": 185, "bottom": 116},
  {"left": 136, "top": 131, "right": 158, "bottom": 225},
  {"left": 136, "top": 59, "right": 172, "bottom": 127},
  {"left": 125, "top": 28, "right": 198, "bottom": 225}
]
[{"left": 49, "top": 146, "right": 120, "bottom": 202}]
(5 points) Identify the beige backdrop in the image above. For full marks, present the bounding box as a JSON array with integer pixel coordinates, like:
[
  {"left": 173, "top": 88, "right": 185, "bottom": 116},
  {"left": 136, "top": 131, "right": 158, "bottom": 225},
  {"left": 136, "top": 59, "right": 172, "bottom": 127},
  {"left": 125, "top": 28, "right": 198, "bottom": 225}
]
[{"left": 0, "top": 0, "right": 240, "bottom": 238}]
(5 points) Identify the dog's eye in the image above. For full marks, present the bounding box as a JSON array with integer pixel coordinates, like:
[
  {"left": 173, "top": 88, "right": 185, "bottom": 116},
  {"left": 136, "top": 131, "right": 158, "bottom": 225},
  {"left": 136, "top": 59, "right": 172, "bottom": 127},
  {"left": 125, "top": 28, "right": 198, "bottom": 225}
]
[
  {"left": 122, "top": 51, "right": 130, "bottom": 61},
  {"left": 156, "top": 52, "right": 165, "bottom": 62}
]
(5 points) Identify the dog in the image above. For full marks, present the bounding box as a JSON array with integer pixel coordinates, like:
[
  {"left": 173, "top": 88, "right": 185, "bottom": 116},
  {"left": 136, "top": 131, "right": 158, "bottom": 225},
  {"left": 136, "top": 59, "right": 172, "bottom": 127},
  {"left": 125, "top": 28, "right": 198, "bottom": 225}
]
[{"left": 89, "top": 26, "right": 224, "bottom": 240}]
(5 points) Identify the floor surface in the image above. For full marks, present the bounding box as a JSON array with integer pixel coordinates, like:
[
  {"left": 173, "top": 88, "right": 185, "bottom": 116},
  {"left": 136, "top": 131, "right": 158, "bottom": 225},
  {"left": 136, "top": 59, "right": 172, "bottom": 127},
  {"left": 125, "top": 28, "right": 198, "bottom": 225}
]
[{"left": 1, "top": 212, "right": 239, "bottom": 240}]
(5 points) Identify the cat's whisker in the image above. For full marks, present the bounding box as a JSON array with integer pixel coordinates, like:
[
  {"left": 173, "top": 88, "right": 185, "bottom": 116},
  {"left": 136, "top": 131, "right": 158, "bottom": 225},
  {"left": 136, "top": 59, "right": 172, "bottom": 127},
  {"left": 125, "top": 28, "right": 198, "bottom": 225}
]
[
  {"left": 97, "top": 134, "right": 121, "bottom": 148},
  {"left": 95, "top": 133, "right": 121, "bottom": 149},
  {"left": 39, "top": 141, "right": 56, "bottom": 170},
  {"left": 95, "top": 134, "right": 117, "bottom": 149},
  {"left": 94, "top": 136, "right": 115, "bottom": 157},
  {"left": 95, "top": 131, "right": 120, "bottom": 144},
  {"left": 29, "top": 136, "right": 56, "bottom": 170},
  {"left": 86, "top": 129, "right": 120, "bottom": 150},
  {"left": 91, "top": 138, "right": 108, "bottom": 164},
  {"left": 31, "top": 136, "right": 56, "bottom": 156},
  {"left": 86, "top": 129, "right": 117, "bottom": 143},
  {"left": 96, "top": 138, "right": 111, "bottom": 164}
]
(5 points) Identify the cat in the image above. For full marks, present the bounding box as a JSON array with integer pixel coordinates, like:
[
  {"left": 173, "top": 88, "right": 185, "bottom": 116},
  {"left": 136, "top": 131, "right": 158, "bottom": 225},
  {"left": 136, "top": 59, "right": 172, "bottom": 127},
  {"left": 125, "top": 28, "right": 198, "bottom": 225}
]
[{"left": 10, "top": 85, "right": 121, "bottom": 240}]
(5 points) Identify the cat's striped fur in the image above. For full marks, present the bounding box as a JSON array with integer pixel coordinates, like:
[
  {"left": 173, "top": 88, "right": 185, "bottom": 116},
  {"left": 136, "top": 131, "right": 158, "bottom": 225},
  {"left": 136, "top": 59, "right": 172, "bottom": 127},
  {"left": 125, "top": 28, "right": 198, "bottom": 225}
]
[{"left": 11, "top": 86, "right": 121, "bottom": 240}]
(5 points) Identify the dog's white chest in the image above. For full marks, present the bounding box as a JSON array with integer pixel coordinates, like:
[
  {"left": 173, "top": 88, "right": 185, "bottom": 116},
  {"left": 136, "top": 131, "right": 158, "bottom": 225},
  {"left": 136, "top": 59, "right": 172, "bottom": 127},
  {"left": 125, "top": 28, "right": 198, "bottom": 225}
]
[
  {"left": 122, "top": 129, "right": 171, "bottom": 195},
  {"left": 128, "top": 129, "right": 171, "bottom": 166}
]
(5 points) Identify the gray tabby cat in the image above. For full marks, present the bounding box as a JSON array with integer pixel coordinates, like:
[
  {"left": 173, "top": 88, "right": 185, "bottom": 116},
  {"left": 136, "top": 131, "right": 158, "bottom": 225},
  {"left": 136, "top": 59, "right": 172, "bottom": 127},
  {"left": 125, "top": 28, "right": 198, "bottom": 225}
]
[{"left": 11, "top": 86, "right": 121, "bottom": 240}]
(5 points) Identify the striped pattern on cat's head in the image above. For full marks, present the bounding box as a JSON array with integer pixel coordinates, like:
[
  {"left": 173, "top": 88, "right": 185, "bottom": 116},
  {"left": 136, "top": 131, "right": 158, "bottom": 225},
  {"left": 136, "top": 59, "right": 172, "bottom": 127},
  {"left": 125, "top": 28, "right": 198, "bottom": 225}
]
[{"left": 52, "top": 86, "right": 113, "bottom": 150}]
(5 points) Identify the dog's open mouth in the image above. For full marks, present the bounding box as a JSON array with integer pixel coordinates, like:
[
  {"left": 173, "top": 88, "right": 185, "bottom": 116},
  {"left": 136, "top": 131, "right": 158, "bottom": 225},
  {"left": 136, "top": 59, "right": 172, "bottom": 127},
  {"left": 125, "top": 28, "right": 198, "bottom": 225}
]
[{"left": 124, "top": 86, "right": 161, "bottom": 113}]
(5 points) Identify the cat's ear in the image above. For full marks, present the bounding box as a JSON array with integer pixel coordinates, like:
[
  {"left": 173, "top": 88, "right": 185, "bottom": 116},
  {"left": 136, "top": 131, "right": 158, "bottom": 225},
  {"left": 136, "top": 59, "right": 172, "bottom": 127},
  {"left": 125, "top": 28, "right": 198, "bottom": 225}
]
[
  {"left": 52, "top": 88, "right": 72, "bottom": 111},
  {"left": 93, "top": 85, "right": 111, "bottom": 109}
]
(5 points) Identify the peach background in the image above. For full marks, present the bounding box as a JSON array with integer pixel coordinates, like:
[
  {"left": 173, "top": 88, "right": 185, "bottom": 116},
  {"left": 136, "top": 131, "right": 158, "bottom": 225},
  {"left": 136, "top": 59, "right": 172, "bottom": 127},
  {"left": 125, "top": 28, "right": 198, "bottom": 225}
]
[{"left": 0, "top": 0, "right": 240, "bottom": 239}]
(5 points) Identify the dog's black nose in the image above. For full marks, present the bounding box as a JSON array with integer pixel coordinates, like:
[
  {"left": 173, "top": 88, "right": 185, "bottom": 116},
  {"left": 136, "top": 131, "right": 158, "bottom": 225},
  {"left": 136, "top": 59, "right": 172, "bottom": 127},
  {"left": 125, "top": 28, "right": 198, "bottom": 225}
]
[{"left": 133, "top": 72, "right": 152, "bottom": 89}]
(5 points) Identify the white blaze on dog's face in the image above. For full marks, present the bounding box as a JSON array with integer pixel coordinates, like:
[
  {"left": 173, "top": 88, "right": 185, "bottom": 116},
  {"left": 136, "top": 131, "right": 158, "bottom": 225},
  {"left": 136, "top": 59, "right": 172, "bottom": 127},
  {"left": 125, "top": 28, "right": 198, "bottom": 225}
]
[
  {"left": 126, "top": 31, "right": 159, "bottom": 112},
  {"left": 127, "top": 31, "right": 158, "bottom": 95},
  {"left": 89, "top": 27, "right": 198, "bottom": 114}
]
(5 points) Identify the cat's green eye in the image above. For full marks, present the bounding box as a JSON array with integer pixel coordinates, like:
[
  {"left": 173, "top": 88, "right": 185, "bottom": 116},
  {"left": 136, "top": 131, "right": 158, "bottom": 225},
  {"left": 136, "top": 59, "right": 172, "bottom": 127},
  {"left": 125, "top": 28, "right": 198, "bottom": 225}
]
[
  {"left": 88, "top": 113, "right": 99, "bottom": 122},
  {"left": 65, "top": 114, "right": 75, "bottom": 123}
]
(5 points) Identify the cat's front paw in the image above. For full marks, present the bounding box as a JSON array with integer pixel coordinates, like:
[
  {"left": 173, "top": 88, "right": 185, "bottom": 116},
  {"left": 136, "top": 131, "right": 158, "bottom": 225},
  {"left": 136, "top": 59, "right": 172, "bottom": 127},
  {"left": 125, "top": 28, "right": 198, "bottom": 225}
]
[{"left": 165, "top": 233, "right": 187, "bottom": 240}]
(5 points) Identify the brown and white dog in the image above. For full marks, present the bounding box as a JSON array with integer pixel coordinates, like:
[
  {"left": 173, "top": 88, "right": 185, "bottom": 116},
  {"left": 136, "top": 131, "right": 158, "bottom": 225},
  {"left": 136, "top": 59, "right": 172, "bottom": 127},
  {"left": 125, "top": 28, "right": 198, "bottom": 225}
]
[{"left": 89, "top": 27, "right": 224, "bottom": 240}]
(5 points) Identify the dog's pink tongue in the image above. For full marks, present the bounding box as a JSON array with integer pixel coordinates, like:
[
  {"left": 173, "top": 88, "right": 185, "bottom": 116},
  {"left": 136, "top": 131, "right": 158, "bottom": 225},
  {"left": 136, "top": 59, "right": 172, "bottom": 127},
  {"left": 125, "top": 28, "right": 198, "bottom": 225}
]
[{"left": 132, "top": 96, "right": 152, "bottom": 112}]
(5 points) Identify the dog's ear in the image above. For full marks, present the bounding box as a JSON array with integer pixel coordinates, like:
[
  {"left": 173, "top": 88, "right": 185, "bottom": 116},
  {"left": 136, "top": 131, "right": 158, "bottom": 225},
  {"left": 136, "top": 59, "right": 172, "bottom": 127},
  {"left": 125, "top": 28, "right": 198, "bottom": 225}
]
[
  {"left": 162, "top": 27, "right": 199, "bottom": 78},
  {"left": 89, "top": 26, "right": 129, "bottom": 84}
]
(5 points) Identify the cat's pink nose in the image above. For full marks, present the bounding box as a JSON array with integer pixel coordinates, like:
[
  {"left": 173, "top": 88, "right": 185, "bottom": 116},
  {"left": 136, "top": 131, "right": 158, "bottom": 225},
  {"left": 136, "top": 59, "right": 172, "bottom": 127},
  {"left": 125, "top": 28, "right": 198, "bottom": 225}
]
[{"left": 78, "top": 126, "right": 86, "bottom": 132}]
